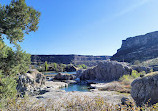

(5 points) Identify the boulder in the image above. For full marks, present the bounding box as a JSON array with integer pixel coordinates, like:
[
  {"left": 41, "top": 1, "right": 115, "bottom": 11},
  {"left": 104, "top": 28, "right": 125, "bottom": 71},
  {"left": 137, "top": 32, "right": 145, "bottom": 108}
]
[
  {"left": 131, "top": 72, "right": 158, "bottom": 106},
  {"left": 54, "top": 73, "right": 76, "bottom": 80},
  {"left": 65, "top": 65, "right": 77, "bottom": 72},
  {"left": 79, "top": 61, "right": 132, "bottom": 81},
  {"left": 16, "top": 69, "right": 46, "bottom": 96}
]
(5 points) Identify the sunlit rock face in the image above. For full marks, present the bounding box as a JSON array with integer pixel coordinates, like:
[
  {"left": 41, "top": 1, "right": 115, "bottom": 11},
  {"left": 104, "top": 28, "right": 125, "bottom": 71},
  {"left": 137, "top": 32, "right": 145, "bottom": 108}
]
[
  {"left": 131, "top": 72, "right": 158, "bottom": 106},
  {"left": 79, "top": 61, "right": 132, "bottom": 81},
  {"left": 16, "top": 69, "right": 46, "bottom": 96},
  {"left": 111, "top": 31, "right": 158, "bottom": 63}
]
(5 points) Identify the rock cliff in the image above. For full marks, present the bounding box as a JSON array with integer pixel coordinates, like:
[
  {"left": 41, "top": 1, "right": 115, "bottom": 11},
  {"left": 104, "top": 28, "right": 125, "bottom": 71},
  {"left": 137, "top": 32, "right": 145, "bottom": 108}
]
[
  {"left": 111, "top": 31, "right": 158, "bottom": 63},
  {"left": 31, "top": 55, "right": 111, "bottom": 66},
  {"left": 78, "top": 61, "right": 132, "bottom": 81},
  {"left": 131, "top": 72, "right": 158, "bottom": 106}
]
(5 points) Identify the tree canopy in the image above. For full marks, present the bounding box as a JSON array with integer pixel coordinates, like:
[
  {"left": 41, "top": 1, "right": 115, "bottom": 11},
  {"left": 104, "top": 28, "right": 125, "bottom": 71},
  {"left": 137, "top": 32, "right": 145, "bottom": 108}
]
[
  {"left": 0, "top": 0, "right": 40, "bottom": 44},
  {"left": 0, "top": 0, "right": 40, "bottom": 75}
]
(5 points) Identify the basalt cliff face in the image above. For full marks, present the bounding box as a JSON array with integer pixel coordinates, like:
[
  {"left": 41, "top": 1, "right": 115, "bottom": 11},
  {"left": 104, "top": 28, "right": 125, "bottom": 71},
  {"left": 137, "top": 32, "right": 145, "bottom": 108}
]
[
  {"left": 31, "top": 55, "right": 111, "bottom": 66},
  {"left": 111, "top": 31, "right": 158, "bottom": 63}
]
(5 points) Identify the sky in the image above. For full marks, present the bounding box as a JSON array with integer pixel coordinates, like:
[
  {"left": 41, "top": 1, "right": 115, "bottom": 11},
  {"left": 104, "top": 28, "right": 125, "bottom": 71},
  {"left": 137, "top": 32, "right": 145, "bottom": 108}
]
[{"left": 1, "top": 0, "right": 158, "bottom": 56}]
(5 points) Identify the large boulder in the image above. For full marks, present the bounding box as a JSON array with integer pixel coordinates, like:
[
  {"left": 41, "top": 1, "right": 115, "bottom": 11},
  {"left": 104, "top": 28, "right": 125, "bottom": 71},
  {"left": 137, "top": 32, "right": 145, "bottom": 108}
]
[
  {"left": 54, "top": 72, "right": 76, "bottom": 80},
  {"left": 79, "top": 61, "right": 132, "bottom": 81},
  {"left": 65, "top": 65, "right": 77, "bottom": 72},
  {"left": 16, "top": 69, "right": 46, "bottom": 96},
  {"left": 131, "top": 72, "right": 158, "bottom": 106}
]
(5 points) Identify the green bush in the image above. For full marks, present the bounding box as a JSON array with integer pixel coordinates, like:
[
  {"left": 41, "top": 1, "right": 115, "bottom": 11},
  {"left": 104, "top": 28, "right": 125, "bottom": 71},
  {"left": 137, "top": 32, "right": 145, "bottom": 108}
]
[
  {"left": 0, "top": 72, "right": 17, "bottom": 108},
  {"left": 78, "top": 64, "right": 87, "bottom": 69},
  {"left": 119, "top": 70, "right": 145, "bottom": 85}
]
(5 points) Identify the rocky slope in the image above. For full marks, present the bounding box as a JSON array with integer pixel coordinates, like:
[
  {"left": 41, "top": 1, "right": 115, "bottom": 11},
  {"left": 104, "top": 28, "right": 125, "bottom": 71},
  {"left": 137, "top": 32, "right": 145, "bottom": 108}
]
[
  {"left": 111, "top": 31, "right": 158, "bottom": 63},
  {"left": 131, "top": 72, "right": 158, "bottom": 106},
  {"left": 31, "top": 55, "right": 111, "bottom": 66}
]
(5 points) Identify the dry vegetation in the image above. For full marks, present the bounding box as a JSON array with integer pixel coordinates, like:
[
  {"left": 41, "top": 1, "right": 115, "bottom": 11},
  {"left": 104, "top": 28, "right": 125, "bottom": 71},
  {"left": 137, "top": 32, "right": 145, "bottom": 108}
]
[{"left": 1, "top": 95, "right": 158, "bottom": 111}]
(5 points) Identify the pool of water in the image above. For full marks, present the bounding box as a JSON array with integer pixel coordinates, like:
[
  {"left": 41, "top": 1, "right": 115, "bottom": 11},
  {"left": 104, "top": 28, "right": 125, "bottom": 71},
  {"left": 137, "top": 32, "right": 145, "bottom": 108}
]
[{"left": 61, "top": 84, "right": 90, "bottom": 92}]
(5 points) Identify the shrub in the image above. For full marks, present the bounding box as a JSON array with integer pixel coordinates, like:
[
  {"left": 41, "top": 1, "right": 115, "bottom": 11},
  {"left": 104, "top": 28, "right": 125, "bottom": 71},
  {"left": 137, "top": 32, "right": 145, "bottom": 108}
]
[
  {"left": 0, "top": 72, "right": 17, "bottom": 108},
  {"left": 78, "top": 64, "right": 87, "bottom": 69},
  {"left": 119, "top": 70, "right": 145, "bottom": 85}
]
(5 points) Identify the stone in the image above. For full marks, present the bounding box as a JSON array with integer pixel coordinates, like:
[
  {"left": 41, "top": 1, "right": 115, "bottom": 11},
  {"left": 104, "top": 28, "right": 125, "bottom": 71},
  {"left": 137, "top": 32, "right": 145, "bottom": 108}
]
[
  {"left": 131, "top": 72, "right": 158, "bottom": 106},
  {"left": 54, "top": 72, "right": 76, "bottom": 80},
  {"left": 65, "top": 65, "right": 77, "bottom": 72},
  {"left": 79, "top": 61, "right": 132, "bottom": 81},
  {"left": 16, "top": 69, "right": 46, "bottom": 96}
]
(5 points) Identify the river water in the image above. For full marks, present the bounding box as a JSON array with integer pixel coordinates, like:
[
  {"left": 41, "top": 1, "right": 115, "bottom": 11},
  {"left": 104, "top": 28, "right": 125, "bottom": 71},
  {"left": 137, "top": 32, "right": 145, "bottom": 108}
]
[
  {"left": 61, "top": 84, "right": 90, "bottom": 92},
  {"left": 45, "top": 71, "right": 90, "bottom": 92}
]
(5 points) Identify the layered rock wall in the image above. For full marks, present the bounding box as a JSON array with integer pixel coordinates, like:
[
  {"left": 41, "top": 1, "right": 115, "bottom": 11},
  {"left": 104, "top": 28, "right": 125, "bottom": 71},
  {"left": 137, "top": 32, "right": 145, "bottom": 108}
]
[
  {"left": 111, "top": 31, "right": 158, "bottom": 62},
  {"left": 31, "top": 55, "right": 111, "bottom": 66}
]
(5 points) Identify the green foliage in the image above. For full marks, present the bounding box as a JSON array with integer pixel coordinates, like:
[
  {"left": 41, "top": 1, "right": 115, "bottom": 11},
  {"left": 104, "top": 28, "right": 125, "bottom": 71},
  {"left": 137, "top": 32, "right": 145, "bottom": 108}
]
[
  {"left": 0, "top": 71, "right": 17, "bottom": 108},
  {"left": 52, "top": 63, "right": 57, "bottom": 70},
  {"left": 119, "top": 70, "right": 145, "bottom": 85},
  {"left": 59, "top": 63, "right": 67, "bottom": 72},
  {"left": 45, "top": 61, "right": 48, "bottom": 71},
  {"left": 0, "top": 0, "right": 40, "bottom": 106},
  {"left": 78, "top": 64, "right": 87, "bottom": 69},
  {"left": 0, "top": 74, "right": 17, "bottom": 99},
  {"left": 0, "top": 0, "right": 40, "bottom": 44},
  {"left": 0, "top": 45, "right": 31, "bottom": 75}
]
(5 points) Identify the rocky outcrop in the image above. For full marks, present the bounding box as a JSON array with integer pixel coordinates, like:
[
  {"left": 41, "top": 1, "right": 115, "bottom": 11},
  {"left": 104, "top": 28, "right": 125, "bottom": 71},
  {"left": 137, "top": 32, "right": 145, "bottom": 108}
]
[
  {"left": 111, "top": 31, "right": 158, "bottom": 63},
  {"left": 54, "top": 73, "right": 76, "bottom": 80},
  {"left": 131, "top": 72, "right": 158, "bottom": 106},
  {"left": 16, "top": 69, "right": 46, "bottom": 96},
  {"left": 79, "top": 61, "right": 132, "bottom": 81}
]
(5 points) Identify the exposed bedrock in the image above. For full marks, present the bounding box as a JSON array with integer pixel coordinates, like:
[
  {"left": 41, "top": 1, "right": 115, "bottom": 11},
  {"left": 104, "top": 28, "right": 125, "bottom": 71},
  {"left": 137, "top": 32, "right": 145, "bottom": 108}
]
[
  {"left": 131, "top": 72, "right": 158, "bottom": 106},
  {"left": 111, "top": 31, "right": 158, "bottom": 63},
  {"left": 16, "top": 69, "right": 46, "bottom": 96},
  {"left": 78, "top": 61, "right": 132, "bottom": 81}
]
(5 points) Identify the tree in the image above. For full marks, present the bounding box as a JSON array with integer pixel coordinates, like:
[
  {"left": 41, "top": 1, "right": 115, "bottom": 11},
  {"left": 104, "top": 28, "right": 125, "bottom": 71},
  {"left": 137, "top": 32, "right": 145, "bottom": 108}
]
[
  {"left": 0, "top": 0, "right": 40, "bottom": 75},
  {"left": 45, "top": 61, "right": 48, "bottom": 71},
  {"left": 0, "top": 45, "right": 31, "bottom": 75},
  {"left": 0, "top": 0, "right": 41, "bottom": 44},
  {"left": 0, "top": 0, "right": 40, "bottom": 105}
]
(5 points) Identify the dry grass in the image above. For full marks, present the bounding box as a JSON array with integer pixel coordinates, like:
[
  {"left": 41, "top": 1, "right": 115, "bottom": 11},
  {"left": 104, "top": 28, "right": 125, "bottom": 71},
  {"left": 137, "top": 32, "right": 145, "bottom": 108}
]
[
  {"left": 98, "top": 81, "right": 131, "bottom": 94},
  {"left": 144, "top": 71, "right": 158, "bottom": 77},
  {"left": 1, "top": 95, "right": 158, "bottom": 111}
]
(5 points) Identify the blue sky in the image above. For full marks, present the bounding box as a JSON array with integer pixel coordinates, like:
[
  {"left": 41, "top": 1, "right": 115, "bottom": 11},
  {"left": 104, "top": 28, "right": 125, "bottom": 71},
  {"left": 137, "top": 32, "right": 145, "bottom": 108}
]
[{"left": 1, "top": 0, "right": 158, "bottom": 56}]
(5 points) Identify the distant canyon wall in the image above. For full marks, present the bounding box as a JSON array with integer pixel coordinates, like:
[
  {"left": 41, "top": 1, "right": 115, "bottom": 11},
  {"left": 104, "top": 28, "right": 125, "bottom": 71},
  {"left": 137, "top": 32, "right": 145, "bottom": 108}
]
[
  {"left": 111, "top": 31, "right": 158, "bottom": 63},
  {"left": 31, "top": 55, "right": 111, "bottom": 66}
]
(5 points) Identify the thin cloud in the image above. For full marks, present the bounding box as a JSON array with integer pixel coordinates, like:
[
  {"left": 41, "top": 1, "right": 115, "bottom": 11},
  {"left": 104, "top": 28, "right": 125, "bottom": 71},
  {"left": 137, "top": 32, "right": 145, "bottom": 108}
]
[{"left": 115, "top": 0, "right": 151, "bottom": 17}]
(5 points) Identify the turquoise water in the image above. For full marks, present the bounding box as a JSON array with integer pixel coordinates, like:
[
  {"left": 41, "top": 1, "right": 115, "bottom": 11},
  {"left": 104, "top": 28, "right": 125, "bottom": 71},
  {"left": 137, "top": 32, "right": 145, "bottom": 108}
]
[
  {"left": 61, "top": 84, "right": 90, "bottom": 92},
  {"left": 44, "top": 71, "right": 76, "bottom": 75}
]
